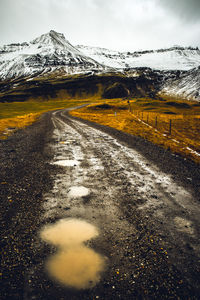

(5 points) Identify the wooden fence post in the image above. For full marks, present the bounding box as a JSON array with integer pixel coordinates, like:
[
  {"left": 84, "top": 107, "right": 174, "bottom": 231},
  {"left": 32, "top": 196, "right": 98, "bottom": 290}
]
[
  {"left": 155, "top": 116, "right": 158, "bottom": 128},
  {"left": 169, "top": 119, "right": 172, "bottom": 135},
  {"left": 127, "top": 100, "right": 131, "bottom": 112}
]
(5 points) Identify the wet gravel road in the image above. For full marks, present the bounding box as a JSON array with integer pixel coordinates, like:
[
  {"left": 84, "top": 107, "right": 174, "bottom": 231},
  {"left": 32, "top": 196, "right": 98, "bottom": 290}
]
[{"left": 1, "top": 108, "right": 200, "bottom": 299}]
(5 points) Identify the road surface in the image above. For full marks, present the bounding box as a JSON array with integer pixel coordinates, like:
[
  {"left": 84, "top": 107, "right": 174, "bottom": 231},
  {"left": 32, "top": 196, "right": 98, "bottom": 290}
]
[{"left": 1, "top": 109, "right": 200, "bottom": 299}]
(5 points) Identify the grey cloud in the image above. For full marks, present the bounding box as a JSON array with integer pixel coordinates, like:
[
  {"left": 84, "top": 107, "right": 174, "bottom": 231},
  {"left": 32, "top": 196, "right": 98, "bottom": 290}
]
[
  {"left": 158, "top": 0, "right": 200, "bottom": 21},
  {"left": 0, "top": 0, "right": 199, "bottom": 50}
]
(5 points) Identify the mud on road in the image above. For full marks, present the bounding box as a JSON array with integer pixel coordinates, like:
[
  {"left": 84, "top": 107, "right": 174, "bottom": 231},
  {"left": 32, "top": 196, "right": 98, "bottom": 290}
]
[{"left": 1, "top": 109, "right": 200, "bottom": 299}]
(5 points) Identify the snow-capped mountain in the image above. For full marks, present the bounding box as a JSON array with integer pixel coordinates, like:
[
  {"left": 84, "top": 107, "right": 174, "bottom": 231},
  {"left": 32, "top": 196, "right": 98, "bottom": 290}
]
[
  {"left": 77, "top": 45, "right": 200, "bottom": 71},
  {"left": 0, "top": 30, "right": 106, "bottom": 80},
  {"left": 0, "top": 31, "right": 199, "bottom": 102}
]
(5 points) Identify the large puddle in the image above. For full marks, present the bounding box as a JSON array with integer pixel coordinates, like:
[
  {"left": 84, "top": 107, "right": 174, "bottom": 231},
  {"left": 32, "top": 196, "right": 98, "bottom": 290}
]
[{"left": 40, "top": 219, "right": 105, "bottom": 289}]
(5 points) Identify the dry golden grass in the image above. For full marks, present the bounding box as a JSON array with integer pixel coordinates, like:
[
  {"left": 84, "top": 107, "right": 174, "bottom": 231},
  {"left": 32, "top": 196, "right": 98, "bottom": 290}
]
[
  {"left": 0, "top": 113, "right": 40, "bottom": 139},
  {"left": 0, "top": 97, "right": 104, "bottom": 139},
  {"left": 70, "top": 99, "right": 200, "bottom": 164}
]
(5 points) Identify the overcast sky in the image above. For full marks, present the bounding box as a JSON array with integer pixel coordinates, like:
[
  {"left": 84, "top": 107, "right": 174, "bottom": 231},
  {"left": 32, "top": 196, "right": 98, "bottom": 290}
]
[{"left": 0, "top": 0, "right": 200, "bottom": 51}]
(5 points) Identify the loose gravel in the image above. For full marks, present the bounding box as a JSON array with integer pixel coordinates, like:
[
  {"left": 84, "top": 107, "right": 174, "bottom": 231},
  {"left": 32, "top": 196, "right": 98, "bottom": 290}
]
[{"left": 1, "top": 109, "right": 200, "bottom": 300}]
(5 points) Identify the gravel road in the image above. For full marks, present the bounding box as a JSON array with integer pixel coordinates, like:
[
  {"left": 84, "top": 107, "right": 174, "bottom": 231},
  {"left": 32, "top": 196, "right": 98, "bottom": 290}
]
[{"left": 1, "top": 108, "right": 200, "bottom": 299}]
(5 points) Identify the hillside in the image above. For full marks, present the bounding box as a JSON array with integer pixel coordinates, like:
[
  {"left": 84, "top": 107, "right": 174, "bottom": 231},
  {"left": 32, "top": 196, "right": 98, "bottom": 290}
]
[
  {"left": 161, "top": 66, "right": 200, "bottom": 101},
  {"left": 77, "top": 45, "right": 200, "bottom": 71}
]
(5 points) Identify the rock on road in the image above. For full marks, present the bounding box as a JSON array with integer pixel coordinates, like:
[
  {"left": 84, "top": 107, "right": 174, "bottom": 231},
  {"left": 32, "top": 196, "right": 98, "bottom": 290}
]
[{"left": 1, "top": 108, "right": 200, "bottom": 299}]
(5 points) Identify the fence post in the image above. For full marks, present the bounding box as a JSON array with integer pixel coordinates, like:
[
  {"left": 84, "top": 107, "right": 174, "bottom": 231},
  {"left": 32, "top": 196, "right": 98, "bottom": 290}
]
[
  {"left": 127, "top": 100, "right": 131, "bottom": 112},
  {"left": 169, "top": 119, "right": 172, "bottom": 135},
  {"left": 147, "top": 114, "right": 149, "bottom": 124},
  {"left": 155, "top": 116, "right": 158, "bottom": 128}
]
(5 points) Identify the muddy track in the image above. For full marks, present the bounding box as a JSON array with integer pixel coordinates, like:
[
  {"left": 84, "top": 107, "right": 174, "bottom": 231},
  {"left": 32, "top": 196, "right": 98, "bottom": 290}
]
[{"left": 1, "top": 109, "right": 200, "bottom": 299}]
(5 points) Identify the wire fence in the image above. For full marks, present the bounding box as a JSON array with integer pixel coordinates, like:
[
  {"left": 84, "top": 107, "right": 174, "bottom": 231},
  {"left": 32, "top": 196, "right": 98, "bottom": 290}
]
[{"left": 129, "top": 109, "right": 200, "bottom": 151}]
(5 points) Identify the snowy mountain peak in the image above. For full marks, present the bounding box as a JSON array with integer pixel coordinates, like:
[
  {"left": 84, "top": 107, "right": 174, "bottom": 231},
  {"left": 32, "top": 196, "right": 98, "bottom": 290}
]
[
  {"left": 30, "top": 30, "right": 67, "bottom": 47},
  {"left": 0, "top": 31, "right": 107, "bottom": 80},
  {"left": 31, "top": 30, "right": 78, "bottom": 51},
  {"left": 31, "top": 30, "right": 65, "bottom": 45}
]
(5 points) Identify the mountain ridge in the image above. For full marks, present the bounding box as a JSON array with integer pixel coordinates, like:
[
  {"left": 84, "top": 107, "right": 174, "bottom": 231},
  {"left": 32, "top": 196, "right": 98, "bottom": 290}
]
[
  {"left": 77, "top": 44, "right": 200, "bottom": 70},
  {"left": 0, "top": 30, "right": 199, "bottom": 102},
  {"left": 0, "top": 30, "right": 107, "bottom": 80}
]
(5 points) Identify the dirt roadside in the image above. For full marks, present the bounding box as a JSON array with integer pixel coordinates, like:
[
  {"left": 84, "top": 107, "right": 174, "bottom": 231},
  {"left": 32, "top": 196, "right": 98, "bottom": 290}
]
[
  {"left": 0, "top": 109, "right": 200, "bottom": 299},
  {"left": 0, "top": 112, "right": 56, "bottom": 300}
]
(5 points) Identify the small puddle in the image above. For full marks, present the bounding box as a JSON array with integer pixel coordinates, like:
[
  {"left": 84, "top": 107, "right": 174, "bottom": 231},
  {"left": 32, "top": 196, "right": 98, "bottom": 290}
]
[
  {"left": 40, "top": 219, "right": 105, "bottom": 289},
  {"left": 68, "top": 186, "right": 90, "bottom": 198},
  {"left": 53, "top": 160, "right": 80, "bottom": 167}
]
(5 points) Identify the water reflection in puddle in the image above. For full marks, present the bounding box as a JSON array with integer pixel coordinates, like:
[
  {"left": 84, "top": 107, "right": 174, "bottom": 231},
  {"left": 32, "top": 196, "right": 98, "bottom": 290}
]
[
  {"left": 53, "top": 160, "right": 80, "bottom": 167},
  {"left": 68, "top": 186, "right": 90, "bottom": 198},
  {"left": 41, "top": 218, "right": 98, "bottom": 246},
  {"left": 40, "top": 219, "right": 105, "bottom": 289}
]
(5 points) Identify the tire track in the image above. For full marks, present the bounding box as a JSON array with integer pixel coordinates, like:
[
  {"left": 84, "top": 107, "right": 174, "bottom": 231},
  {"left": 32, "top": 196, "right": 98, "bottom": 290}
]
[{"left": 28, "top": 109, "right": 200, "bottom": 299}]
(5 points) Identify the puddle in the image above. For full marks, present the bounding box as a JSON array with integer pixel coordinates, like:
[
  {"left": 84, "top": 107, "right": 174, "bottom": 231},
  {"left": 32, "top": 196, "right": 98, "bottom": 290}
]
[
  {"left": 53, "top": 160, "right": 80, "bottom": 167},
  {"left": 68, "top": 186, "right": 90, "bottom": 198},
  {"left": 41, "top": 218, "right": 98, "bottom": 246},
  {"left": 40, "top": 219, "right": 105, "bottom": 289},
  {"left": 45, "top": 246, "right": 104, "bottom": 289}
]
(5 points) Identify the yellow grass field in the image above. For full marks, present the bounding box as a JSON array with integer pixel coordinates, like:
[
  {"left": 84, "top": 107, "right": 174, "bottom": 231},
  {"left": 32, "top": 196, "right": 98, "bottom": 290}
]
[
  {"left": 0, "top": 98, "right": 99, "bottom": 138},
  {"left": 70, "top": 99, "right": 200, "bottom": 163},
  {"left": 0, "top": 113, "right": 40, "bottom": 139},
  {"left": 1, "top": 96, "right": 200, "bottom": 163}
]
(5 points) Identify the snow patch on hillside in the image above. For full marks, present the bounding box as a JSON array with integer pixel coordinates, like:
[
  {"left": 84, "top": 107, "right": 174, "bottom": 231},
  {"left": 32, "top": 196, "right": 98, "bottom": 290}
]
[
  {"left": 161, "top": 66, "right": 200, "bottom": 101},
  {"left": 77, "top": 45, "right": 200, "bottom": 71}
]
